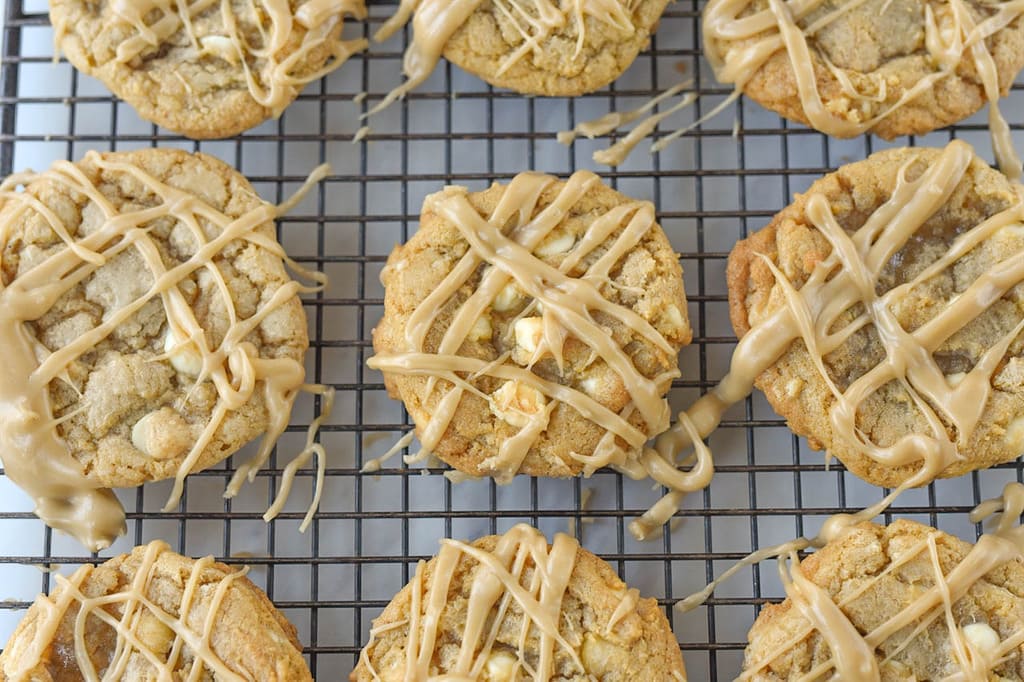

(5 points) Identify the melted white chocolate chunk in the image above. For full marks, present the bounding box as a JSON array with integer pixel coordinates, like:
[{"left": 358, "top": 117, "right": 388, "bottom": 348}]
[
  {"left": 491, "top": 380, "right": 547, "bottom": 428},
  {"left": 494, "top": 281, "right": 526, "bottom": 312},
  {"left": 483, "top": 650, "right": 519, "bottom": 681},
  {"left": 963, "top": 622, "right": 1001, "bottom": 656},
  {"left": 163, "top": 327, "right": 203, "bottom": 376},
  {"left": 0, "top": 152, "right": 333, "bottom": 549},
  {"left": 131, "top": 408, "right": 191, "bottom": 460}
]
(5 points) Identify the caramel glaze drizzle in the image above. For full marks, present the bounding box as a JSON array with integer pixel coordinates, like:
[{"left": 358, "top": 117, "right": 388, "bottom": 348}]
[
  {"left": 367, "top": 170, "right": 714, "bottom": 534},
  {"left": 730, "top": 482, "right": 1024, "bottom": 681},
  {"left": 704, "top": 0, "right": 1024, "bottom": 179},
  {"left": 1, "top": 541, "right": 258, "bottom": 681},
  {"left": 358, "top": 523, "right": 666, "bottom": 681},
  {"left": 366, "top": 0, "right": 641, "bottom": 117},
  {"left": 56, "top": 0, "right": 368, "bottom": 119},
  {"left": 0, "top": 152, "right": 334, "bottom": 551}
]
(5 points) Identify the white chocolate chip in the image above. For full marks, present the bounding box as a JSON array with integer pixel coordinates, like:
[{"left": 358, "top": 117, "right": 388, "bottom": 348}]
[
  {"left": 469, "top": 315, "right": 493, "bottom": 342},
  {"left": 493, "top": 282, "right": 525, "bottom": 312},
  {"left": 131, "top": 408, "right": 191, "bottom": 460},
  {"left": 535, "top": 229, "right": 575, "bottom": 257},
  {"left": 200, "top": 35, "right": 240, "bottom": 64},
  {"left": 164, "top": 328, "right": 203, "bottom": 377},
  {"left": 1007, "top": 416, "right": 1024, "bottom": 448},
  {"left": 963, "top": 622, "right": 1000, "bottom": 656},
  {"left": 946, "top": 372, "right": 966, "bottom": 387},
  {"left": 131, "top": 413, "right": 156, "bottom": 455},
  {"left": 514, "top": 317, "right": 543, "bottom": 356},
  {"left": 491, "top": 381, "right": 546, "bottom": 428},
  {"left": 581, "top": 632, "right": 618, "bottom": 674},
  {"left": 483, "top": 650, "right": 518, "bottom": 681},
  {"left": 136, "top": 612, "right": 174, "bottom": 654},
  {"left": 580, "top": 375, "right": 601, "bottom": 397},
  {"left": 661, "top": 303, "right": 685, "bottom": 332}
]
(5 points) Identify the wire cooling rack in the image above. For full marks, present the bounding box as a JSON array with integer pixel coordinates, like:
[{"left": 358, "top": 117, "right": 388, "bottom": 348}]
[{"left": 4, "top": 1, "right": 1024, "bottom": 679}]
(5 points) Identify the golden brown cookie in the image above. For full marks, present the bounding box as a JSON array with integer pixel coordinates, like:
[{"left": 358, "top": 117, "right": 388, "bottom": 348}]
[
  {"left": 0, "top": 148, "right": 312, "bottom": 550},
  {"left": 743, "top": 519, "right": 1024, "bottom": 680},
  {"left": 49, "top": 0, "right": 367, "bottom": 139},
  {"left": 703, "top": 0, "right": 1024, "bottom": 140},
  {"left": 368, "top": 170, "right": 691, "bottom": 482},
  {"left": 372, "top": 0, "right": 670, "bottom": 110},
  {"left": 727, "top": 141, "right": 1024, "bottom": 489},
  {"left": 350, "top": 524, "right": 686, "bottom": 681},
  {"left": 0, "top": 541, "right": 312, "bottom": 681},
  {"left": 444, "top": 0, "right": 670, "bottom": 96}
]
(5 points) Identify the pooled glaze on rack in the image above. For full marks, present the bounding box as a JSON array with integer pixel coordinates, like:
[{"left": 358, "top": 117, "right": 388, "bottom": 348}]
[
  {"left": 1, "top": 541, "right": 251, "bottom": 681},
  {"left": 84, "top": 0, "right": 367, "bottom": 116},
  {"left": 649, "top": 140, "right": 1024, "bottom": 542},
  {"left": 368, "top": 170, "right": 712, "bottom": 529},
  {"left": 703, "top": 0, "right": 1024, "bottom": 178},
  {"left": 0, "top": 152, "right": 333, "bottom": 550},
  {"left": 355, "top": 523, "right": 680, "bottom": 681},
  {"left": 736, "top": 482, "right": 1024, "bottom": 680},
  {"left": 368, "top": 0, "right": 641, "bottom": 116}
]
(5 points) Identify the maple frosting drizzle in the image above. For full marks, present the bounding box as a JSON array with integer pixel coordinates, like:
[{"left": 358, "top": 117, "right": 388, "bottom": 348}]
[
  {"left": 367, "top": 170, "right": 715, "bottom": 530},
  {"left": 727, "top": 482, "right": 1024, "bottom": 681},
  {"left": 703, "top": 0, "right": 1024, "bottom": 179},
  {"left": 1, "top": 540, "right": 255, "bottom": 681},
  {"left": 0, "top": 152, "right": 334, "bottom": 550},
  {"left": 367, "top": 0, "right": 642, "bottom": 117},
  {"left": 358, "top": 523, "right": 660, "bottom": 681},
  {"left": 60, "top": 0, "right": 368, "bottom": 117}
]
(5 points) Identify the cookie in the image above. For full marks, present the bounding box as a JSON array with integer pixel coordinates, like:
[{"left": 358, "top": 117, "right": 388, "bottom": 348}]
[
  {"left": 369, "top": 0, "right": 669, "bottom": 114},
  {"left": 726, "top": 140, "right": 1024, "bottom": 489},
  {"left": 743, "top": 518, "right": 1024, "bottom": 680},
  {"left": 49, "top": 0, "right": 367, "bottom": 139},
  {"left": 350, "top": 523, "right": 686, "bottom": 681},
  {"left": 368, "top": 170, "right": 691, "bottom": 482},
  {"left": 0, "top": 148, "right": 312, "bottom": 550},
  {"left": 703, "top": 0, "right": 1024, "bottom": 141},
  {"left": 0, "top": 541, "right": 312, "bottom": 681}
]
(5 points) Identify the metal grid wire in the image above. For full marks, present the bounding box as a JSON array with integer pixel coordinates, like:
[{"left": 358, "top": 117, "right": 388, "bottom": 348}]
[{"left": 4, "top": 1, "right": 1024, "bottom": 678}]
